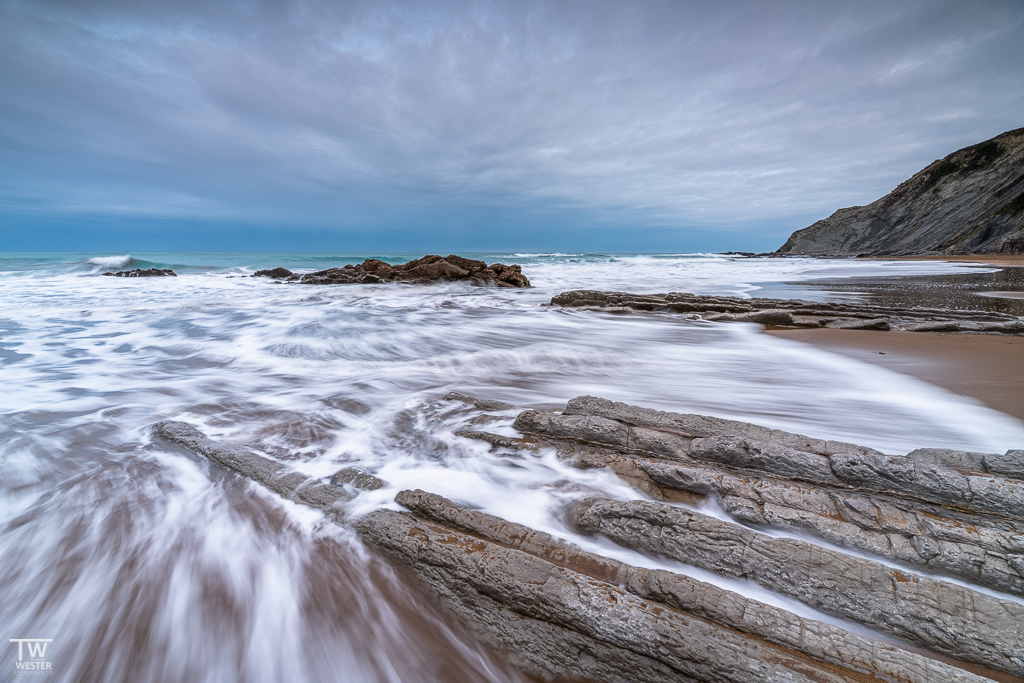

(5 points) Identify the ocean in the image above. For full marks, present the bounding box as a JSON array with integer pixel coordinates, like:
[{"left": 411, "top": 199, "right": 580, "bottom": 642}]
[{"left": 2, "top": 252, "right": 1022, "bottom": 682}]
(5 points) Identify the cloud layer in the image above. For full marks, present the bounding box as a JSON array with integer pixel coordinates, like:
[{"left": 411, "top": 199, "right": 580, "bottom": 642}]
[{"left": 1, "top": 0, "right": 1022, "bottom": 250}]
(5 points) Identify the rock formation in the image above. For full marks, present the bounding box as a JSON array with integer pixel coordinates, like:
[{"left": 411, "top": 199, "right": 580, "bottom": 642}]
[
  {"left": 252, "top": 255, "right": 530, "bottom": 287},
  {"left": 155, "top": 396, "right": 1024, "bottom": 682},
  {"left": 154, "top": 421, "right": 382, "bottom": 518},
  {"left": 549, "top": 289, "right": 1024, "bottom": 334},
  {"left": 777, "top": 127, "right": 1024, "bottom": 255},
  {"left": 103, "top": 268, "right": 176, "bottom": 277}
]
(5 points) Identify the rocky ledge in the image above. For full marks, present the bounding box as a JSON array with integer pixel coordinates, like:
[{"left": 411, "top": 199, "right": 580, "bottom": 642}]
[
  {"left": 550, "top": 289, "right": 1024, "bottom": 334},
  {"left": 252, "top": 254, "right": 531, "bottom": 287},
  {"left": 155, "top": 397, "right": 1024, "bottom": 682},
  {"left": 103, "top": 268, "right": 176, "bottom": 277}
]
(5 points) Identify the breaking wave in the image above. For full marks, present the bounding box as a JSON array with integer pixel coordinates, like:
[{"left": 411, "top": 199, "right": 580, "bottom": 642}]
[{"left": 86, "top": 254, "right": 134, "bottom": 269}]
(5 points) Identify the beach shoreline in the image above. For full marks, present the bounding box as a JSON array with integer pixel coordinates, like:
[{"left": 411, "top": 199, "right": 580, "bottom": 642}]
[
  {"left": 867, "top": 254, "right": 1024, "bottom": 266},
  {"left": 764, "top": 328, "right": 1024, "bottom": 422}
]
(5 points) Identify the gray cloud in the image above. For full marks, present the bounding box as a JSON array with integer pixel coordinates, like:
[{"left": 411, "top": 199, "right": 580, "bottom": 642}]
[{"left": 1, "top": 0, "right": 1022, "bottom": 249}]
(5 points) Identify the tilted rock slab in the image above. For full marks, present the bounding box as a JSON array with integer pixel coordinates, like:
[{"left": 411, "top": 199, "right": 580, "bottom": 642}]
[
  {"left": 571, "top": 497, "right": 1024, "bottom": 677},
  {"left": 154, "top": 421, "right": 380, "bottom": 519},
  {"left": 563, "top": 395, "right": 1024, "bottom": 481},
  {"left": 392, "top": 490, "right": 983, "bottom": 683},
  {"left": 512, "top": 398, "right": 1024, "bottom": 596},
  {"left": 357, "top": 508, "right": 844, "bottom": 683},
  {"left": 628, "top": 454, "right": 1024, "bottom": 597},
  {"left": 549, "top": 290, "right": 1024, "bottom": 334},
  {"left": 515, "top": 399, "right": 1024, "bottom": 520}
]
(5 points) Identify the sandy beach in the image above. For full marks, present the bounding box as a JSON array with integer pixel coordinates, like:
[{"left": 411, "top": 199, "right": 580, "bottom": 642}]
[
  {"left": 871, "top": 255, "right": 1024, "bottom": 266},
  {"left": 765, "top": 328, "right": 1024, "bottom": 422}
]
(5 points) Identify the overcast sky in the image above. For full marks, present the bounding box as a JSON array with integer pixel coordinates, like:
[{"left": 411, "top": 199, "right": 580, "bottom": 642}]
[{"left": 1, "top": 0, "right": 1022, "bottom": 252}]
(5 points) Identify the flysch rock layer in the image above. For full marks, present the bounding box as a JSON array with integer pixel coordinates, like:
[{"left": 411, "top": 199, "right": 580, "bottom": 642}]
[
  {"left": 357, "top": 508, "right": 856, "bottom": 683},
  {"left": 549, "top": 290, "right": 1024, "bottom": 334},
  {"left": 559, "top": 396, "right": 1024, "bottom": 482},
  {"left": 389, "top": 489, "right": 983, "bottom": 683},
  {"left": 571, "top": 497, "right": 1024, "bottom": 677},
  {"left": 155, "top": 420, "right": 990, "bottom": 683},
  {"left": 509, "top": 398, "right": 1024, "bottom": 596},
  {"left": 501, "top": 396, "right": 1024, "bottom": 676},
  {"left": 252, "top": 254, "right": 531, "bottom": 288}
]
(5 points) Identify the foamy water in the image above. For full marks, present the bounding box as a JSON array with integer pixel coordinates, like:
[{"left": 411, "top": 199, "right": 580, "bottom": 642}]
[{"left": 1, "top": 252, "right": 1020, "bottom": 681}]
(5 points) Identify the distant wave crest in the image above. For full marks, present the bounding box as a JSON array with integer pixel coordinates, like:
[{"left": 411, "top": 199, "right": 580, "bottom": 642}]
[{"left": 87, "top": 255, "right": 134, "bottom": 269}]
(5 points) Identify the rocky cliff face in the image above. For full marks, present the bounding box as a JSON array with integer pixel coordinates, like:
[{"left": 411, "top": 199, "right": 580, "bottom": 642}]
[{"left": 778, "top": 127, "right": 1024, "bottom": 255}]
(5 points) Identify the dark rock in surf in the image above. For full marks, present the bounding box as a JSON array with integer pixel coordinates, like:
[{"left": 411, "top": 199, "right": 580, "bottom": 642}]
[
  {"left": 103, "top": 268, "right": 176, "bottom": 277},
  {"left": 252, "top": 255, "right": 531, "bottom": 288},
  {"left": 252, "top": 267, "right": 294, "bottom": 279},
  {"left": 330, "top": 467, "right": 386, "bottom": 491},
  {"left": 443, "top": 391, "right": 515, "bottom": 411}
]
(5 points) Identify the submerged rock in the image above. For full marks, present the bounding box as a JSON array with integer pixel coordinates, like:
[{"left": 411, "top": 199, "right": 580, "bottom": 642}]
[
  {"left": 252, "top": 267, "right": 294, "bottom": 279},
  {"left": 329, "top": 467, "right": 386, "bottom": 491},
  {"left": 103, "top": 268, "right": 176, "bottom": 277},
  {"left": 154, "top": 421, "right": 361, "bottom": 519},
  {"left": 252, "top": 255, "right": 531, "bottom": 288}
]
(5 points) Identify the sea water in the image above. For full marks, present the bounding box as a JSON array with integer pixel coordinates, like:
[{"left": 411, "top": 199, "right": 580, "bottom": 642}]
[{"left": 1, "top": 252, "right": 1022, "bottom": 682}]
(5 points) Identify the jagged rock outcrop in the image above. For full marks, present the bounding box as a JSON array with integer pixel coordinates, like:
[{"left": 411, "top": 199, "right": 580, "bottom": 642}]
[
  {"left": 549, "top": 289, "right": 1024, "bottom": 334},
  {"left": 777, "top": 127, "right": 1024, "bottom": 255},
  {"left": 103, "top": 268, "right": 176, "bottom": 277},
  {"left": 155, "top": 407, "right": 1022, "bottom": 682},
  {"left": 253, "top": 255, "right": 530, "bottom": 287}
]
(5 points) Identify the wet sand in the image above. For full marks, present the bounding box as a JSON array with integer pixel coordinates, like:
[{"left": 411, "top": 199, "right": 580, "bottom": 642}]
[
  {"left": 871, "top": 254, "right": 1024, "bottom": 266},
  {"left": 764, "top": 328, "right": 1024, "bottom": 423}
]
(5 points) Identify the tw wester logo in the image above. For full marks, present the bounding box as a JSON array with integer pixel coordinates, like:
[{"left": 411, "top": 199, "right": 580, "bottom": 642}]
[{"left": 9, "top": 639, "right": 54, "bottom": 676}]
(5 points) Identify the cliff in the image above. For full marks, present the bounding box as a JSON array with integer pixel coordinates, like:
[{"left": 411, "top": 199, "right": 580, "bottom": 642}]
[{"left": 777, "top": 127, "right": 1024, "bottom": 255}]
